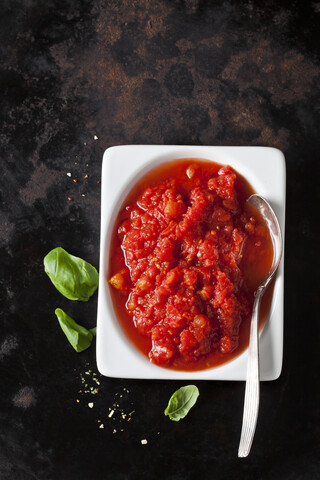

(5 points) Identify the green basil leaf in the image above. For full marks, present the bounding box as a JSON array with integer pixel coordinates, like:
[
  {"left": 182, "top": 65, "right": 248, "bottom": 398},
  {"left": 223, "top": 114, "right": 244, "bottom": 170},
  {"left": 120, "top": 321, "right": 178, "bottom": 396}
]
[
  {"left": 44, "top": 247, "right": 99, "bottom": 301},
  {"left": 164, "top": 385, "right": 199, "bottom": 421},
  {"left": 89, "top": 327, "right": 97, "bottom": 336},
  {"left": 55, "top": 308, "right": 93, "bottom": 352}
]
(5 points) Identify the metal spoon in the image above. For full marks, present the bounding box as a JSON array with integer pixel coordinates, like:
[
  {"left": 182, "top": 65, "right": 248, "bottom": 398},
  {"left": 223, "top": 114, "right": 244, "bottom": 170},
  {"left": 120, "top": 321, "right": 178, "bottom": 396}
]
[{"left": 238, "top": 194, "right": 283, "bottom": 458}]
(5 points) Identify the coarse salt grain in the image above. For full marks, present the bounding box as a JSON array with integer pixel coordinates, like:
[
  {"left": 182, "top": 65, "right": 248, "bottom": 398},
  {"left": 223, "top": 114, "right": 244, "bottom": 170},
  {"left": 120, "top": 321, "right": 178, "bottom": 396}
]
[
  {"left": 141, "top": 439, "right": 148, "bottom": 445},
  {"left": 88, "top": 402, "right": 94, "bottom": 408},
  {"left": 94, "top": 135, "right": 98, "bottom": 140},
  {"left": 99, "top": 424, "right": 104, "bottom": 429},
  {"left": 67, "top": 172, "right": 71, "bottom": 177},
  {"left": 108, "top": 410, "right": 114, "bottom": 418}
]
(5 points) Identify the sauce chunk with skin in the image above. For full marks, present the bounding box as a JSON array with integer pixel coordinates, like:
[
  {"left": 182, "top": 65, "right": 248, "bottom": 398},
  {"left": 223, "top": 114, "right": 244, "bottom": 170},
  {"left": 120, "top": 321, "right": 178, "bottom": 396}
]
[{"left": 109, "top": 159, "right": 274, "bottom": 371}]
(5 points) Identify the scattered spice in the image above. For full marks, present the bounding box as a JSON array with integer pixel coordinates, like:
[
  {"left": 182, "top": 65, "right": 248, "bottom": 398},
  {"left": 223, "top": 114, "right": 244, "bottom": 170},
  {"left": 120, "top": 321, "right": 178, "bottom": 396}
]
[
  {"left": 68, "top": 197, "right": 73, "bottom": 201},
  {"left": 79, "top": 370, "right": 102, "bottom": 395},
  {"left": 76, "top": 366, "right": 136, "bottom": 433},
  {"left": 84, "top": 174, "right": 88, "bottom": 179},
  {"left": 73, "top": 179, "right": 78, "bottom": 183}
]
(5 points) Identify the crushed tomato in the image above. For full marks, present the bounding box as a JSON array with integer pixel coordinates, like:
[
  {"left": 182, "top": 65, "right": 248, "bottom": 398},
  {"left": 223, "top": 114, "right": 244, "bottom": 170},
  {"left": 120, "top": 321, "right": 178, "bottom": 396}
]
[{"left": 109, "top": 159, "right": 274, "bottom": 371}]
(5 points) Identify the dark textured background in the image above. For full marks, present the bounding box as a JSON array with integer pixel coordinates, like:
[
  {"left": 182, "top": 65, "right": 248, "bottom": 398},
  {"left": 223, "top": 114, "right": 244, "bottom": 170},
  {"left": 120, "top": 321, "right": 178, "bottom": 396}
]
[{"left": 1, "top": 0, "right": 319, "bottom": 479}]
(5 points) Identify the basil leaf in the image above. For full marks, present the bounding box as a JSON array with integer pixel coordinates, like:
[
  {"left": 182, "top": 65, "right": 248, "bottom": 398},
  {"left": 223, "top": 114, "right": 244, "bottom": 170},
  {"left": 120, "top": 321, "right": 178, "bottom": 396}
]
[
  {"left": 44, "top": 247, "right": 99, "bottom": 301},
  {"left": 55, "top": 308, "right": 93, "bottom": 352},
  {"left": 90, "top": 327, "right": 97, "bottom": 336},
  {"left": 164, "top": 385, "right": 199, "bottom": 421}
]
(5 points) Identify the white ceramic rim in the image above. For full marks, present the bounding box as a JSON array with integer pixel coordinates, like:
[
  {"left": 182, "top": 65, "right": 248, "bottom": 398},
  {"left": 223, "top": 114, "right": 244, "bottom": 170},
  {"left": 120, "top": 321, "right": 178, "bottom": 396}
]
[{"left": 96, "top": 145, "right": 286, "bottom": 381}]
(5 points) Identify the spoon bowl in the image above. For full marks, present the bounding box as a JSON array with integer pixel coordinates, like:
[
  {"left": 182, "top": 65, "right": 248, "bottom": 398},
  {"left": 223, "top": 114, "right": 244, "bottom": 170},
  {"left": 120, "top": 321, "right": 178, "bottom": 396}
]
[
  {"left": 248, "top": 194, "right": 283, "bottom": 285},
  {"left": 238, "top": 194, "right": 283, "bottom": 458}
]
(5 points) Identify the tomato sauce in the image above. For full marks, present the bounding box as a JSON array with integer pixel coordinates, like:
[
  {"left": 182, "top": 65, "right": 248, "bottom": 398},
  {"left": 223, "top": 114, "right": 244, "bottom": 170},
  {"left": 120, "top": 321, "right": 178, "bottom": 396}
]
[{"left": 109, "top": 159, "right": 274, "bottom": 371}]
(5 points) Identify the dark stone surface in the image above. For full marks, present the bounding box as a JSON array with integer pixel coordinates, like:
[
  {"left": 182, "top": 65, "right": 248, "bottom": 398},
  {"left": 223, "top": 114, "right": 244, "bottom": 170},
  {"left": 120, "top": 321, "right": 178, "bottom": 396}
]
[{"left": 1, "top": 0, "right": 319, "bottom": 478}]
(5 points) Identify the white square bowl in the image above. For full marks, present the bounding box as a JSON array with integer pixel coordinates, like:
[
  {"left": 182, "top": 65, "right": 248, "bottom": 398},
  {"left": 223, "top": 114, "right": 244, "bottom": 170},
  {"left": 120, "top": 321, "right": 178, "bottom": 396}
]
[{"left": 96, "top": 145, "right": 286, "bottom": 380}]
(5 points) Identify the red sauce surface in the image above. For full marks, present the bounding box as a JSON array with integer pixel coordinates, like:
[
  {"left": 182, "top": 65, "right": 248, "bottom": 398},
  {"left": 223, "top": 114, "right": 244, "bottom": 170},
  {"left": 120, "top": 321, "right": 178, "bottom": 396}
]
[{"left": 109, "top": 159, "right": 274, "bottom": 371}]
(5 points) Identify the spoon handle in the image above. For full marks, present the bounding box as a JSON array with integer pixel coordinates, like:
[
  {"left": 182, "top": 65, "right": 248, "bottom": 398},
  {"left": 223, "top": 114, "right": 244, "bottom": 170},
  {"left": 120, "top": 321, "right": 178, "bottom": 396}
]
[{"left": 238, "top": 286, "right": 263, "bottom": 457}]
